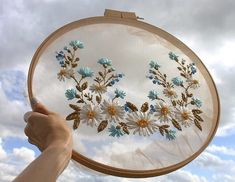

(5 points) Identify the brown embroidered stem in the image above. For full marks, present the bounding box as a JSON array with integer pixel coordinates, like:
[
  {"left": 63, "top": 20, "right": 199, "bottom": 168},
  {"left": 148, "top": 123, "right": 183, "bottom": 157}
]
[{"left": 71, "top": 76, "right": 79, "bottom": 85}]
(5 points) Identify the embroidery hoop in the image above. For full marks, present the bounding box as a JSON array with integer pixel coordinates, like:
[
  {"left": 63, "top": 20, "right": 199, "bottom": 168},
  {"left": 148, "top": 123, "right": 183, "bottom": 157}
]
[{"left": 28, "top": 9, "right": 220, "bottom": 178}]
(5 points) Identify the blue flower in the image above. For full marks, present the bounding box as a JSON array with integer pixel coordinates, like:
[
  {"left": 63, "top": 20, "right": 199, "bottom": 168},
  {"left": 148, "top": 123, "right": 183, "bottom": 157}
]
[
  {"left": 148, "top": 90, "right": 158, "bottom": 100},
  {"left": 152, "top": 79, "right": 160, "bottom": 84},
  {"left": 109, "top": 67, "right": 116, "bottom": 72},
  {"left": 148, "top": 75, "right": 153, "bottom": 80},
  {"left": 77, "top": 67, "right": 94, "bottom": 77},
  {"left": 172, "top": 77, "right": 183, "bottom": 86},
  {"left": 63, "top": 46, "right": 69, "bottom": 51},
  {"left": 166, "top": 130, "right": 176, "bottom": 140},
  {"left": 55, "top": 51, "right": 65, "bottom": 61},
  {"left": 150, "top": 104, "right": 156, "bottom": 113},
  {"left": 69, "top": 40, "right": 84, "bottom": 49},
  {"left": 191, "top": 65, "right": 197, "bottom": 74},
  {"left": 169, "top": 52, "right": 178, "bottom": 61},
  {"left": 118, "top": 73, "right": 125, "bottom": 78},
  {"left": 110, "top": 80, "right": 115, "bottom": 85},
  {"left": 108, "top": 125, "right": 124, "bottom": 138},
  {"left": 98, "top": 58, "right": 112, "bottom": 66},
  {"left": 124, "top": 103, "right": 131, "bottom": 112},
  {"left": 65, "top": 89, "right": 77, "bottom": 100},
  {"left": 149, "top": 60, "right": 160, "bottom": 69},
  {"left": 114, "top": 89, "right": 126, "bottom": 99},
  {"left": 59, "top": 60, "right": 65, "bottom": 65},
  {"left": 192, "top": 97, "right": 202, "bottom": 108}
]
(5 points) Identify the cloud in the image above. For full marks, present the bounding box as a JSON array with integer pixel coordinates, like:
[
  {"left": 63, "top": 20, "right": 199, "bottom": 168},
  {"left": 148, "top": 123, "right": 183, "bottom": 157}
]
[
  {"left": 0, "top": 138, "right": 36, "bottom": 182},
  {"left": 0, "top": 70, "right": 26, "bottom": 102},
  {"left": 193, "top": 149, "right": 235, "bottom": 181},
  {"left": 0, "top": 139, "right": 7, "bottom": 160},
  {"left": 0, "top": 74, "right": 29, "bottom": 138},
  {"left": 207, "top": 144, "right": 235, "bottom": 157},
  {"left": 12, "top": 147, "right": 35, "bottom": 164}
]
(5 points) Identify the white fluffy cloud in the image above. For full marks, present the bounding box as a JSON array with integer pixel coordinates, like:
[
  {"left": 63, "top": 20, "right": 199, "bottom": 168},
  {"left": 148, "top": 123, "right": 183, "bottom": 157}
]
[
  {"left": 207, "top": 144, "right": 235, "bottom": 157},
  {"left": 0, "top": 138, "right": 35, "bottom": 182},
  {"left": 0, "top": 79, "right": 29, "bottom": 138},
  {"left": 0, "top": 139, "right": 7, "bottom": 160}
]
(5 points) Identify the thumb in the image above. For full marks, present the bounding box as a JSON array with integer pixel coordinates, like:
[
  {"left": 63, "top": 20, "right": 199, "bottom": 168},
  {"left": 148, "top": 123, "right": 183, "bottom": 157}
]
[{"left": 30, "top": 97, "right": 51, "bottom": 115}]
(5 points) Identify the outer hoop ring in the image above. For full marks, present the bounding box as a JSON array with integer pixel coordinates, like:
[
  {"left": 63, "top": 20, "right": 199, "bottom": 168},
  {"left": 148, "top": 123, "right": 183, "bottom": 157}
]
[{"left": 28, "top": 16, "right": 220, "bottom": 178}]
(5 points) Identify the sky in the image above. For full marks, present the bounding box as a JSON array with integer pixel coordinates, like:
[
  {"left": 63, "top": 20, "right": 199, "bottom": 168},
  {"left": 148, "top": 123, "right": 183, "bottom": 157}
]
[{"left": 0, "top": 0, "right": 235, "bottom": 181}]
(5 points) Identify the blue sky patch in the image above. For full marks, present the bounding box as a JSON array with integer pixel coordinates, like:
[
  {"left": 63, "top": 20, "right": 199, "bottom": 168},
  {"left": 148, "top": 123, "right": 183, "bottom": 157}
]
[{"left": 0, "top": 70, "right": 26, "bottom": 102}]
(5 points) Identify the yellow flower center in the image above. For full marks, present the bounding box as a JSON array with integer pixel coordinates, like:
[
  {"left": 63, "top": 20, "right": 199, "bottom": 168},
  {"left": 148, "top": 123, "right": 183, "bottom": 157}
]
[
  {"left": 107, "top": 106, "right": 117, "bottom": 116},
  {"left": 161, "top": 107, "right": 169, "bottom": 116},
  {"left": 96, "top": 86, "right": 103, "bottom": 91},
  {"left": 59, "top": 69, "right": 66, "bottom": 75},
  {"left": 192, "top": 80, "right": 199, "bottom": 84},
  {"left": 87, "top": 111, "right": 95, "bottom": 119},
  {"left": 181, "top": 112, "right": 189, "bottom": 120},
  {"left": 137, "top": 119, "right": 148, "bottom": 128},
  {"left": 167, "top": 90, "right": 174, "bottom": 96}
]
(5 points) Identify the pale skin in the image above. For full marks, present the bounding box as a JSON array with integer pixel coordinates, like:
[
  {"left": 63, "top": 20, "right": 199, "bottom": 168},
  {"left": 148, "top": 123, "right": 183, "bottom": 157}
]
[{"left": 13, "top": 98, "right": 73, "bottom": 182}]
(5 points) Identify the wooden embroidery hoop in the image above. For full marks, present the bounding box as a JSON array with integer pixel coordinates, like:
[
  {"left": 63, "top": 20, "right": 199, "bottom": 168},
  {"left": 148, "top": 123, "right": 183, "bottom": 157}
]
[{"left": 28, "top": 9, "right": 220, "bottom": 178}]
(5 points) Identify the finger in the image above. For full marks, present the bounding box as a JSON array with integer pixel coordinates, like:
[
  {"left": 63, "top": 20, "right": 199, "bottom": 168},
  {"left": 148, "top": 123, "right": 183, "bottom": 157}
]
[
  {"left": 24, "top": 124, "right": 30, "bottom": 136},
  {"left": 24, "top": 112, "right": 47, "bottom": 126},
  {"left": 24, "top": 111, "right": 33, "bottom": 123},
  {"left": 30, "top": 97, "right": 51, "bottom": 115},
  {"left": 28, "top": 138, "right": 43, "bottom": 151}
]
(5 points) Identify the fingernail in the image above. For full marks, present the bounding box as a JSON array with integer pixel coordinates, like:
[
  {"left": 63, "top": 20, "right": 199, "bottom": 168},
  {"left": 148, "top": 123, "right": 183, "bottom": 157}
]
[
  {"left": 24, "top": 111, "right": 32, "bottom": 122},
  {"left": 30, "top": 97, "right": 39, "bottom": 108}
]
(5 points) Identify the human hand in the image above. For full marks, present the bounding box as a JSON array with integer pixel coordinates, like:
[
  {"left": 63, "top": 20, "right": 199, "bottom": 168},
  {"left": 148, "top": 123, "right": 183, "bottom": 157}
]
[{"left": 24, "top": 98, "right": 72, "bottom": 153}]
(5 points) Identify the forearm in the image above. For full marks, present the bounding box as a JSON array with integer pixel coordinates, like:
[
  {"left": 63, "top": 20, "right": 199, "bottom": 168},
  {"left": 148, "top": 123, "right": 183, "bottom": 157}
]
[{"left": 13, "top": 145, "right": 71, "bottom": 182}]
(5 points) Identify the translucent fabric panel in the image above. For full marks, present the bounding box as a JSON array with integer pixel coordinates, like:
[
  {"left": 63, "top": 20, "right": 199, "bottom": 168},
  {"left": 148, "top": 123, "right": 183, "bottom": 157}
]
[{"left": 30, "top": 22, "right": 219, "bottom": 175}]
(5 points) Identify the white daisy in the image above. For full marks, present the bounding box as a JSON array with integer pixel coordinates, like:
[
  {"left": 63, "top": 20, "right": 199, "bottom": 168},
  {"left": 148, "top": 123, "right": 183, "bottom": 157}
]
[
  {"left": 101, "top": 100, "right": 125, "bottom": 122},
  {"left": 126, "top": 112, "right": 158, "bottom": 136},
  {"left": 186, "top": 78, "right": 200, "bottom": 89},
  {"left": 155, "top": 102, "right": 173, "bottom": 123},
  {"left": 57, "top": 68, "right": 74, "bottom": 81},
  {"left": 175, "top": 106, "right": 194, "bottom": 127},
  {"left": 90, "top": 84, "right": 107, "bottom": 94},
  {"left": 163, "top": 88, "right": 177, "bottom": 99},
  {"left": 80, "top": 104, "right": 102, "bottom": 127}
]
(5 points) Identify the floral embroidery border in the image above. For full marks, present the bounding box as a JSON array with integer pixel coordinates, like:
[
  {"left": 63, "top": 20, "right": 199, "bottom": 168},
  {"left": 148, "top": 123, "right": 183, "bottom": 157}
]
[{"left": 55, "top": 40, "right": 204, "bottom": 140}]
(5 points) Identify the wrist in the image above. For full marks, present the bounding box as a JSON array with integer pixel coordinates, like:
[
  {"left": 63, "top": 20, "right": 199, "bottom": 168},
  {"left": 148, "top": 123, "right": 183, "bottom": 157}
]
[{"left": 45, "top": 141, "right": 73, "bottom": 157}]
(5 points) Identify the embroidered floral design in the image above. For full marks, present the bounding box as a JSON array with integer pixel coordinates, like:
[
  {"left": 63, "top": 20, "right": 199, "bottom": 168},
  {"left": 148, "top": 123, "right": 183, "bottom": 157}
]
[
  {"left": 108, "top": 125, "right": 124, "bottom": 137},
  {"left": 80, "top": 104, "right": 102, "bottom": 127},
  {"left": 55, "top": 41, "right": 204, "bottom": 139},
  {"left": 100, "top": 100, "right": 125, "bottom": 122},
  {"left": 126, "top": 111, "right": 158, "bottom": 136},
  {"left": 65, "top": 89, "right": 77, "bottom": 100},
  {"left": 154, "top": 102, "right": 173, "bottom": 123},
  {"left": 77, "top": 67, "right": 94, "bottom": 78},
  {"left": 166, "top": 130, "right": 176, "bottom": 140}
]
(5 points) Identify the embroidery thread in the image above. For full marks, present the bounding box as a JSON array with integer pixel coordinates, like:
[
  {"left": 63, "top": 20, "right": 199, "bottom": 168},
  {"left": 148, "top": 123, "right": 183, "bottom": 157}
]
[{"left": 55, "top": 40, "right": 204, "bottom": 139}]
